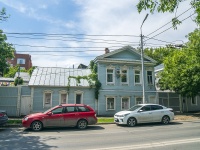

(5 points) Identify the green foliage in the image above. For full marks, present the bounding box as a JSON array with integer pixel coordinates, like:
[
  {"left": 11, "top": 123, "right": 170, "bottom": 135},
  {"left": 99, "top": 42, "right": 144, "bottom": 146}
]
[
  {"left": 144, "top": 46, "right": 177, "bottom": 65},
  {"left": 67, "top": 61, "right": 101, "bottom": 100},
  {"left": 137, "top": 0, "right": 180, "bottom": 14},
  {"left": 159, "top": 29, "right": 200, "bottom": 97},
  {"left": 137, "top": 0, "right": 200, "bottom": 27},
  {"left": 28, "top": 66, "right": 37, "bottom": 76},
  {"left": 0, "top": 30, "right": 15, "bottom": 76},
  {"left": 14, "top": 77, "right": 23, "bottom": 86},
  {"left": 0, "top": 7, "right": 9, "bottom": 22},
  {"left": 89, "top": 60, "right": 101, "bottom": 99},
  {"left": 4, "top": 65, "right": 19, "bottom": 78},
  {"left": 69, "top": 75, "right": 89, "bottom": 84}
]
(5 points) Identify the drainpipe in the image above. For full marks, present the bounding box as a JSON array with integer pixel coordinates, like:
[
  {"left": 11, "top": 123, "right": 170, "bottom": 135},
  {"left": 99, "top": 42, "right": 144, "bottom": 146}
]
[{"left": 179, "top": 94, "right": 182, "bottom": 113}]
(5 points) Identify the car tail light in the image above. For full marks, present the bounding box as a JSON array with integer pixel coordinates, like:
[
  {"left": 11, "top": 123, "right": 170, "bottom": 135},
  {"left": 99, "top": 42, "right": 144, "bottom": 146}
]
[{"left": 0, "top": 113, "right": 6, "bottom": 117}]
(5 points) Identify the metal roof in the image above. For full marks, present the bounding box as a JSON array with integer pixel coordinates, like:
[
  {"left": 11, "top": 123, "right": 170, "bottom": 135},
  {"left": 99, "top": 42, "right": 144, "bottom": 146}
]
[
  {"left": 154, "top": 64, "right": 164, "bottom": 72},
  {"left": 29, "top": 67, "right": 92, "bottom": 87}
]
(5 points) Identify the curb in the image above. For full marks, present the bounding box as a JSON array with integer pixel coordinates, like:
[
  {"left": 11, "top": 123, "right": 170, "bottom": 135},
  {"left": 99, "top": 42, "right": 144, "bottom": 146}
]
[{"left": 3, "top": 119, "right": 200, "bottom": 128}]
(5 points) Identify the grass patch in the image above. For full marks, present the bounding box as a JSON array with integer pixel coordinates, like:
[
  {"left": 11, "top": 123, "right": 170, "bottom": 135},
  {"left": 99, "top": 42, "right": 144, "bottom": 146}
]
[
  {"left": 8, "top": 119, "right": 22, "bottom": 124},
  {"left": 7, "top": 117, "right": 114, "bottom": 124},
  {"left": 97, "top": 117, "right": 114, "bottom": 123}
]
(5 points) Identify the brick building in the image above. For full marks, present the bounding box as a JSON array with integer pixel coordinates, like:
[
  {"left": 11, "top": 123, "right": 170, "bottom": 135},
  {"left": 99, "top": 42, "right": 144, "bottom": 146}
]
[{"left": 7, "top": 52, "right": 32, "bottom": 70}]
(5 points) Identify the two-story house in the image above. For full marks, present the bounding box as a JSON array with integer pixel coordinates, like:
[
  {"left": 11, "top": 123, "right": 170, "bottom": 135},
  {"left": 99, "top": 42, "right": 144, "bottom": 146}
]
[{"left": 94, "top": 46, "right": 157, "bottom": 116}]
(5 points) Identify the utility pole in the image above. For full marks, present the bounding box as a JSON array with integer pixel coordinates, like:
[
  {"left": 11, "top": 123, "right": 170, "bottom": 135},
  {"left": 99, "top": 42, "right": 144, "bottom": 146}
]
[{"left": 140, "top": 14, "right": 148, "bottom": 104}]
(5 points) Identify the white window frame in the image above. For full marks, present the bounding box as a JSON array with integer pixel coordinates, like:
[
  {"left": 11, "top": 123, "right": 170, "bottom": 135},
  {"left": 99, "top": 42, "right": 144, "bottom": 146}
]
[
  {"left": 106, "top": 66, "right": 115, "bottom": 85},
  {"left": 135, "top": 97, "right": 142, "bottom": 104},
  {"left": 121, "top": 97, "right": 130, "bottom": 110},
  {"left": 134, "top": 69, "right": 141, "bottom": 85},
  {"left": 106, "top": 97, "right": 115, "bottom": 110},
  {"left": 147, "top": 70, "right": 153, "bottom": 85},
  {"left": 74, "top": 90, "right": 84, "bottom": 104},
  {"left": 17, "top": 58, "right": 25, "bottom": 64},
  {"left": 191, "top": 96, "right": 197, "bottom": 105},
  {"left": 120, "top": 66, "right": 129, "bottom": 85},
  {"left": 59, "top": 90, "right": 68, "bottom": 104},
  {"left": 43, "top": 90, "right": 53, "bottom": 108},
  {"left": 148, "top": 96, "right": 156, "bottom": 104}
]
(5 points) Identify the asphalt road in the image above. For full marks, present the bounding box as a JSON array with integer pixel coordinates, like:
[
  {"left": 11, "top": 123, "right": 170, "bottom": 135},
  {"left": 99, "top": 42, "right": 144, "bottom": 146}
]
[{"left": 0, "top": 120, "right": 200, "bottom": 150}]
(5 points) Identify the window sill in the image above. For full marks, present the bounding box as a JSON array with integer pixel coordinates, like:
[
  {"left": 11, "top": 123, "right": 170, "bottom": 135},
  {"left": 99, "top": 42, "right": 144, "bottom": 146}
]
[
  {"left": 106, "top": 83, "right": 115, "bottom": 85},
  {"left": 121, "top": 83, "right": 129, "bottom": 86},
  {"left": 134, "top": 84, "right": 142, "bottom": 86}
]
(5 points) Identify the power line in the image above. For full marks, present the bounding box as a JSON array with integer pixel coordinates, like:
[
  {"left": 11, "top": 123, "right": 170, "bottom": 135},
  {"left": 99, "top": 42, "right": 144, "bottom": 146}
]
[
  {"left": 29, "top": 54, "right": 97, "bottom": 57},
  {"left": 3, "top": 32, "right": 140, "bottom": 37},
  {"left": 7, "top": 35, "right": 138, "bottom": 46},
  {"left": 13, "top": 44, "right": 125, "bottom": 49},
  {"left": 146, "top": 7, "right": 193, "bottom": 37},
  {"left": 144, "top": 12, "right": 196, "bottom": 42}
]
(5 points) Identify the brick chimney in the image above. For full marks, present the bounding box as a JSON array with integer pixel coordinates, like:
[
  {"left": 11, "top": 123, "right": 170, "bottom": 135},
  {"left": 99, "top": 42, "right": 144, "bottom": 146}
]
[{"left": 105, "top": 48, "right": 110, "bottom": 54}]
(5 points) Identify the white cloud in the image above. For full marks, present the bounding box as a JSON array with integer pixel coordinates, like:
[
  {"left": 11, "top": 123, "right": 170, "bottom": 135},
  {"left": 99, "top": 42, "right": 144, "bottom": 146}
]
[
  {"left": 76, "top": 0, "right": 196, "bottom": 46},
  {"left": 1, "top": 0, "right": 198, "bottom": 68}
]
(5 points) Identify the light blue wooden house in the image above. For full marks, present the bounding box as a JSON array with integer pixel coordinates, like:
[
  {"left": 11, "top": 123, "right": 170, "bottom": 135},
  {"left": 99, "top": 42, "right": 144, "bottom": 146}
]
[
  {"left": 13, "top": 46, "right": 156, "bottom": 116},
  {"left": 26, "top": 46, "right": 157, "bottom": 116},
  {"left": 95, "top": 46, "right": 157, "bottom": 116},
  {"left": 28, "top": 67, "right": 95, "bottom": 114}
]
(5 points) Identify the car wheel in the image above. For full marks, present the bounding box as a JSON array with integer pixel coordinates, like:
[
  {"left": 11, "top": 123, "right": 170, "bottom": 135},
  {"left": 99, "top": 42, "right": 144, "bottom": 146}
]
[
  {"left": 31, "top": 121, "right": 43, "bottom": 131},
  {"left": 77, "top": 119, "right": 88, "bottom": 129},
  {"left": 162, "top": 116, "right": 170, "bottom": 125},
  {"left": 127, "top": 117, "right": 137, "bottom": 127}
]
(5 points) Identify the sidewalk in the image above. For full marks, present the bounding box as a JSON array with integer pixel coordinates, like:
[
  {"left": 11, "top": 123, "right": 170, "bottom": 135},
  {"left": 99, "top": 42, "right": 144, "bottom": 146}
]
[
  {"left": 2, "top": 112, "right": 200, "bottom": 128},
  {"left": 174, "top": 112, "right": 200, "bottom": 121}
]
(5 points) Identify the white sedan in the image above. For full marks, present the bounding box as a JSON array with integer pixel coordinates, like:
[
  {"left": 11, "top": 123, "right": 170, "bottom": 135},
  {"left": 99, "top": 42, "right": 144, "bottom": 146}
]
[{"left": 114, "top": 104, "right": 174, "bottom": 127}]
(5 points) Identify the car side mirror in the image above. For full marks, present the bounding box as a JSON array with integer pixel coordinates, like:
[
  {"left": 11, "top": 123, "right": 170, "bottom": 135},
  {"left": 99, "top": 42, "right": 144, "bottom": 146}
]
[
  {"left": 138, "top": 110, "right": 143, "bottom": 113},
  {"left": 47, "top": 112, "right": 53, "bottom": 115}
]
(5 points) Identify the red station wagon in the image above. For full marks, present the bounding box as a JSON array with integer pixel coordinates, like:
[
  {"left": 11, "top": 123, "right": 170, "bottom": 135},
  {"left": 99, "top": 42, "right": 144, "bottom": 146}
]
[{"left": 22, "top": 104, "right": 97, "bottom": 131}]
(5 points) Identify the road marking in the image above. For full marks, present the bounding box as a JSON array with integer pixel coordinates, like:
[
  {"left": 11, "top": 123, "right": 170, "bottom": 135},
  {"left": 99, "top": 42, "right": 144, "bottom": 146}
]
[{"left": 87, "top": 138, "right": 200, "bottom": 150}]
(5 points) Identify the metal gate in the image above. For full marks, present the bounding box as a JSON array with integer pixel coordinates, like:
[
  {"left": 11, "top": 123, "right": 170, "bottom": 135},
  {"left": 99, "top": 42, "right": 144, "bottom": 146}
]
[{"left": 20, "top": 96, "right": 31, "bottom": 116}]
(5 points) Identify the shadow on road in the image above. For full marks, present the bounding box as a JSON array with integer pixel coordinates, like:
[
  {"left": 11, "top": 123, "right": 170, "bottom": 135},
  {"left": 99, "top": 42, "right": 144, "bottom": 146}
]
[
  {"left": 23, "top": 125, "right": 105, "bottom": 133},
  {"left": 116, "top": 122, "right": 183, "bottom": 128},
  {"left": 0, "top": 128, "right": 57, "bottom": 150}
]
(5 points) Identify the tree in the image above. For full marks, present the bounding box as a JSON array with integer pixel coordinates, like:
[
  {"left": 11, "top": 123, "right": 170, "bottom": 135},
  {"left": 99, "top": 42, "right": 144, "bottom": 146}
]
[
  {"left": 14, "top": 77, "right": 23, "bottom": 86},
  {"left": 0, "top": 8, "right": 14, "bottom": 76},
  {"left": 0, "top": 7, "right": 9, "bottom": 22},
  {"left": 159, "top": 29, "right": 200, "bottom": 97},
  {"left": 144, "top": 46, "right": 177, "bottom": 65},
  {"left": 28, "top": 66, "right": 37, "bottom": 76},
  {"left": 4, "top": 65, "right": 19, "bottom": 78},
  {"left": 0, "top": 30, "right": 15, "bottom": 76},
  {"left": 137, "top": 0, "right": 200, "bottom": 27}
]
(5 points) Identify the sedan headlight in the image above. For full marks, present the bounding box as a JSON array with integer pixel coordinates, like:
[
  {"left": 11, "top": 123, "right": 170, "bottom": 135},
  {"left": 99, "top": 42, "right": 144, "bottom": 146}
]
[
  {"left": 24, "top": 117, "right": 29, "bottom": 121},
  {"left": 116, "top": 113, "right": 130, "bottom": 117},
  {"left": 124, "top": 113, "right": 130, "bottom": 117}
]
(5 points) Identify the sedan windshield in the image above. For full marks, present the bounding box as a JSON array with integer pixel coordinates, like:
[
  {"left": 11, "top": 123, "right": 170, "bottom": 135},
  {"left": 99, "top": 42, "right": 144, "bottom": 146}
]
[
  {"left": 128, "top": 105, "right": 142, "bottom": 111},
  {"left": 43, "top": 107, "right": 55, "bottom": 114}
]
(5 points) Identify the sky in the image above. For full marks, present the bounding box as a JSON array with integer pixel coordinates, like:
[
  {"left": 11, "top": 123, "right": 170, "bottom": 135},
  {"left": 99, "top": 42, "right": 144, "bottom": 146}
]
[{"left": 0, "top": 0, "right": 197, "bottom": 68}]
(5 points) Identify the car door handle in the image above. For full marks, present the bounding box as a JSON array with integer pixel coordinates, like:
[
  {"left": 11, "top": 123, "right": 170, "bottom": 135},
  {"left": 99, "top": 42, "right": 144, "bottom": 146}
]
[
  {"left": 75, "top": 114, "right": 79, "bottom": 116},
  {"left": 149, "top": 113, "right": 152, "bottom": 114}
]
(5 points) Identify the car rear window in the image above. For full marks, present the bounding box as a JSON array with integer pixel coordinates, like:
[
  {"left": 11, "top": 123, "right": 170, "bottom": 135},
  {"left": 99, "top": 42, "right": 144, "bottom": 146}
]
[
  {"left": 65, "top": 106, "right": 76, "bottom": 113},
  {"left": 77, "top": 106, "right": 90, "bottom": 112},
  {"left": 151, "top": 105, "right": 163, "bottom": 110}
]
